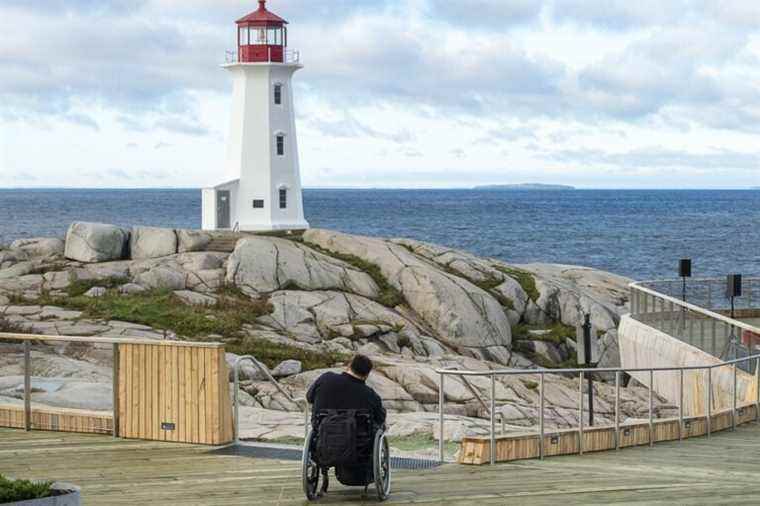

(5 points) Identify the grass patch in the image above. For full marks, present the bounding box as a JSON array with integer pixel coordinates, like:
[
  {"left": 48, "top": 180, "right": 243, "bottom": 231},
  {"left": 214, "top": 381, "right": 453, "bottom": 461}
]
[
  {"left": 494, "top": 266, "right": 539, "bottom": 302},
  {"left": 512, "top": 322, "right": 578, "bottom": 369},
  {"left": 20, "top": 286, "right": 273, "bottom": 339},
  {"left": 226, "top": 336, "right": 349, "bottom": 371},
  {"left": 264, "top": 432, "right": 459, "bottom": 455},
  {"left": 66, "top": 276, "right": 126, "bottom": 297},
  {"left": 303, "top": 242, "right": 405, "bottom": 308},
  {"left": 0, "top": 317, "right": 28, "bottom": 334},
  {"left": 397, "top": 334, "right": 412, "bottom": 349},
  {"left": 0, "top": 474, "right": 53, "bottom": 503},
  {"left": 388, "top": 433, "right": 458, "bottom": 454},
  {"left": 512, "top": 322, "right": 575, "bottom": 345}
]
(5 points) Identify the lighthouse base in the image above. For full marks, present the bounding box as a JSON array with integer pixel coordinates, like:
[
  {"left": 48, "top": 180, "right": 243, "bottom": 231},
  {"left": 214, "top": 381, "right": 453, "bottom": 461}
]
[
  {"left": 237, "top": 220, "right": 310, "bottom": 233},
  {"left": 201, "top": 181, "right": 309, "bottom": 232}
]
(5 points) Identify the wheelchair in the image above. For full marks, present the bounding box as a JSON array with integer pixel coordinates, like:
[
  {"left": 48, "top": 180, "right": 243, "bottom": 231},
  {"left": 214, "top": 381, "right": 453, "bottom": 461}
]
[{"left": 302, "top": 410, "right": 391, "bottom": 502}]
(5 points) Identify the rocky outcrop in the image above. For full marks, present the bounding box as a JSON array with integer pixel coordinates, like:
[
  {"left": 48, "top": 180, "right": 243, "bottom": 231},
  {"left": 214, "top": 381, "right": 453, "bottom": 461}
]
[
  {"left": 515, "top": 263, "right": 629, "bottom": 330},
  {"left": 10, "top": 238, "right": 65, "bottom": 258},
  {"left": 303, "top": 229, "right": 513, "bottom": 363},
  {"left": 177, "top": 230, "right": 212, "bottom": 253},
  {"left": 0, "top": 223, "right": 639, "bottom": 446},
  {"left": 130, "top": 227, "right": 178, "bottom": 260},
  {"left": 64, "top": 222, "right": 129, "bottom": 263},
  {"left": 226, "top": 236, "right": 379, "bottom": 299}
]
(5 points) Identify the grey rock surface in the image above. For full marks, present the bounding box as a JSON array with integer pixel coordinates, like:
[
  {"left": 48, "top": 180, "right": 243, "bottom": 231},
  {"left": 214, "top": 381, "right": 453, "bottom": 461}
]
[
  {"left": 64, "top": 222, "right": 129, "bottom": 263},
  {"left": 226, "top": 236, "right": 379, "bottom": 298},
  {"left": 11, "top": 237, "right": 65, "bottom": 258},
  {"left": 130, "top": 227, "right": 178, "bottom": 260},
  {"left": 272, "top": 359, "right": 302, "bottom": 378},
  {"left": 177, "top": 229, "right": 212, "bottom": 253},
  {"left": 303, "top": 229, "right": 512, "bottom": 363}
]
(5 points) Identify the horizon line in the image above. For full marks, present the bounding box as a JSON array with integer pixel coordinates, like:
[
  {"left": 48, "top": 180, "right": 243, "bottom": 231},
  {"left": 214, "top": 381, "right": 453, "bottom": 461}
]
[{"left": 1, "top": 186, "right": 760, "bottom": 191}]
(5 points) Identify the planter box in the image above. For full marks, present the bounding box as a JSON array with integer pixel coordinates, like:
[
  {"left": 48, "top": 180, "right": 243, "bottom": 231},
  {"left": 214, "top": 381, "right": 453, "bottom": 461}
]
[{"left": 4, "top": 483, "right": 80, "bottom": 506}]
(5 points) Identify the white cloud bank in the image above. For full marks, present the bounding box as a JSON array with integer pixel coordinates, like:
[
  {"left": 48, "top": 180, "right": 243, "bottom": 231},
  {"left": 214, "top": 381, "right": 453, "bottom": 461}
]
[{"left": 1, "top": 0, "right": 760, "bottom": 188}]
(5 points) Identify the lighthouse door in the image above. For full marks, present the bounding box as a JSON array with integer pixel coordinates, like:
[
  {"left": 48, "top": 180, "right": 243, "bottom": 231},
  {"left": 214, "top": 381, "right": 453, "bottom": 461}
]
[{"left": 217, "top": 190, "right": 231, "bottom": 229}]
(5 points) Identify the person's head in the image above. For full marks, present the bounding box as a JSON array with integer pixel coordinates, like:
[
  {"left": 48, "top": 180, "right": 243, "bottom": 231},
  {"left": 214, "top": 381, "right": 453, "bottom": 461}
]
[{"left": 347, "top": 354, "right": 373, "bottom": 380}]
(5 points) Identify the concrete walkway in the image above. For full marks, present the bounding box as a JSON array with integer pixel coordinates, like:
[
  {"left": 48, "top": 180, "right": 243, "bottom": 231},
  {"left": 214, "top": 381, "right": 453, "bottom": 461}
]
[{"left": 3, "top": 426, "right": 760, "bottom": 504}]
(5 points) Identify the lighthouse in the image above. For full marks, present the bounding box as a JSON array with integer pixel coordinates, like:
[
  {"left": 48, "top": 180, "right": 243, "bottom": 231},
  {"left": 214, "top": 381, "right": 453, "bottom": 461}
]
[{"left": 202, "top": 1, "right": 309, "bottom": 232}]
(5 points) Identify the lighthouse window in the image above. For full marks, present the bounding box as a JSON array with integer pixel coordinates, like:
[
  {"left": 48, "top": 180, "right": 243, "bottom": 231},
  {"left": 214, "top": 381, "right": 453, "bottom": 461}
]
[
  {"left": 274, "top": 84, "right": 282, "bottom": 105},
  {"left": 279, "top": 189, "right": 287, "bottom": 209},
  {"left": 239, "top": 27, "right": 249, "bottom": 45},
  {"left": 254, "top": 28, "right": 267, "bottom": 44},
  {"left": 253, "top": 199, "right": 264, "bottom": 209},
  {"left": 276, "top": 134, "right": 285, "bottom": 156}
]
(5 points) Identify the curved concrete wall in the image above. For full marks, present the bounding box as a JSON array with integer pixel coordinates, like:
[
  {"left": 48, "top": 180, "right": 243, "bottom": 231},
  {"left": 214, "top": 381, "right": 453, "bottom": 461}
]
[{"left": 618, "top": 315, "right": 756, "bottom": 416}]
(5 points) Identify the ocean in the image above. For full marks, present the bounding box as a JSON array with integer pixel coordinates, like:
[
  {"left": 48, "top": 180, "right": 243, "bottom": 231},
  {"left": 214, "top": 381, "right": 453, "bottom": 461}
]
[{"left": 0, "top": 188, "right": 758, "bottom": 280}]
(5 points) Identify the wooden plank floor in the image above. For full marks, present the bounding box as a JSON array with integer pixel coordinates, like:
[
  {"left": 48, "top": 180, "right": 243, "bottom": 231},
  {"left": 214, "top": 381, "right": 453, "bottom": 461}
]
[{"left": 4, "top": 426, "right": 760, "bottom": 505}]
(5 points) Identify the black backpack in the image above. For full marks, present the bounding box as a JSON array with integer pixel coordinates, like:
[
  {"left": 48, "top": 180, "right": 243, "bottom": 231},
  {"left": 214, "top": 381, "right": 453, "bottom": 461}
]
[{"left": 316, "top": 410, "right": 358, "bottom": 467}]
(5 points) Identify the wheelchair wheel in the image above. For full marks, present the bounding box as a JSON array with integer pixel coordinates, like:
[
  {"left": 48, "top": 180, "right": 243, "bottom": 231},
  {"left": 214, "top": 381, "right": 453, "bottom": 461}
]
[
  {"left": 373, "top": 430, "right": 391, "bottom": 501},
  {"left": 302, "top": 428, "right": 328, "bottom": 501}
]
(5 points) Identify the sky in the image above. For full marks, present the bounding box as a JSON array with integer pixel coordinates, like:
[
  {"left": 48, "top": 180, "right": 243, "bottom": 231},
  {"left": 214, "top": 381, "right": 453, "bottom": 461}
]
[{"left": 2, "top": 0, "right": 760, "bottom": 189}]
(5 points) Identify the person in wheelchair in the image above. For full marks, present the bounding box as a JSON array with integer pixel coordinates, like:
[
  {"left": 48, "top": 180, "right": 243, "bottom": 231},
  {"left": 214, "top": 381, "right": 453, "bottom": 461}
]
[{"left": 303, "top": 354, "right": 391, "bottom": 501}]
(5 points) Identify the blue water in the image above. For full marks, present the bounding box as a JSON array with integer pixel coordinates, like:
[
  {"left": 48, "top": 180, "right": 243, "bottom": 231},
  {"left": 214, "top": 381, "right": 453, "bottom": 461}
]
[{"left": 0, "top": 188, "right": 758, "bottom": 280}]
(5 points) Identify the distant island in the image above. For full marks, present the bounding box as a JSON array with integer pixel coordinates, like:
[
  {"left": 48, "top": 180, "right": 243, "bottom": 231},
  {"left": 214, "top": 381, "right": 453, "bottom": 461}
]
[{"left": 474, "top": 183, "right": 576, "bottom": 191}]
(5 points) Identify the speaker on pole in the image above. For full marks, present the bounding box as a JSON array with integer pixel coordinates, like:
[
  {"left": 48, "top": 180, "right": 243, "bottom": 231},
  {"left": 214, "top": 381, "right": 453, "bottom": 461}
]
[
  {"left": 727, "top": 274, "right": 742, "bottom": 298},
  {"left": 679, "top": 259, "right": 692, "bottom": 278}
]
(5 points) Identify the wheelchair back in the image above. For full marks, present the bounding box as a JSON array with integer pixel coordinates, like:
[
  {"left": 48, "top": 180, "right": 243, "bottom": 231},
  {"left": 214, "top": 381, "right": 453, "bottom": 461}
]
[{"left": 313, "top": 409, "right": 374, "bottom": 468}]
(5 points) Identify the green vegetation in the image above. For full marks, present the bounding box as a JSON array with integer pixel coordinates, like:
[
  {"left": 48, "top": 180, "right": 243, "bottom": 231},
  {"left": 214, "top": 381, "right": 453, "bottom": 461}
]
[
  {"left": 512, "top": 322, "right": 578, "bottom": 369},
  {"left": 268, "top": 432, "right": 459, "bottom": 455},
  {"left": 396, "top": 334, "right": 412, "bottom": 349},
  {"left": 66, "top": 276, "right": 126, "bottom": 297},
  {"left": 512, "top": 322, "right": 575, "bottom": 345},
  {"left": 0, "top": 316, "right": 28, "bottom": 335},
  {"left": 495, "top": 266, "right": 540, "bottom": 302},
  {"left": 387, "top": 432, "right": 458, "bottom": 454},
  {"left": 20, "top": 286, "right": 273, "bottom": 339},
  {"left": 0, "top": 474, "right": 53, "bottom": 503},
  {"left": 302, "top": 241, "right": 405, "bottom": 308},
  {"left": 226, "top": 336, "right": 348, "bottom": 371}
]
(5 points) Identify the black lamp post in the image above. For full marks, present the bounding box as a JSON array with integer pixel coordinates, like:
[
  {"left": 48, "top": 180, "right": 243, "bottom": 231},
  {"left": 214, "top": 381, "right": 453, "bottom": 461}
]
[
  {"left": 578, "top": 314, "right": 598, "bottom": 426},
  {"left": 727, "top": 274, "right": 742, "bottom": 360},
  {"left": 679, "top": 259, "right": 692, "bottom": 302}
]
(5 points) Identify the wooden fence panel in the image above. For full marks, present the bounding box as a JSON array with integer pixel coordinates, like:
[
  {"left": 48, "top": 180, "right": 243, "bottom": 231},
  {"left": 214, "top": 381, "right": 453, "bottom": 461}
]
[{"left": 117, "top": 343, "right": 232, "bottom": 445}]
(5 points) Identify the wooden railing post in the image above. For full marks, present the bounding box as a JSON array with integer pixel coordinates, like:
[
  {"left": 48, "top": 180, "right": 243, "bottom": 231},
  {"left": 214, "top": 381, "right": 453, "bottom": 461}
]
[
  {"left": 24, "top": 341, "right": 31, "bottom": 431},
  {"left": 113, "top": 343, "right": 120, "bottom": 438}
]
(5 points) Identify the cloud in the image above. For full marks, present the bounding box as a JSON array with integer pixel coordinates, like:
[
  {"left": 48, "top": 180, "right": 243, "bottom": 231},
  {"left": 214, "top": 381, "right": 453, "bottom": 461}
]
[
  {"left": 545, "top": 146, "right": 760, "bottom": 171},
  {"left": 308, "top": 112, "right": 414, "bottom": 143},
  {"left": 427, "top": 0, "right": 542, "bottom": 29}
]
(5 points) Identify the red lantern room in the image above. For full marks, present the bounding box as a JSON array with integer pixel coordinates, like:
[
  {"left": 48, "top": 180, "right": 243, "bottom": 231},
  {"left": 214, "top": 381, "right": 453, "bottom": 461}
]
[{"left": 236, "top": 0, "right": 288, "bottom": 63}]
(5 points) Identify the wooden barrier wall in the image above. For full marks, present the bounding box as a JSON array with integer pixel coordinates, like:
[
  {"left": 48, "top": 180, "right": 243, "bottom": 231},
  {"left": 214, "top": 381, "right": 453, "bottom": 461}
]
[
  {"left": 459, "top": 404, "right": 760, "bottom": 465},
  {"left": 118, "top": 343, "right": 233, "bottom": 445},
  {"left": 0, "top": 334, "right": 234, "bottom": 445},
  {"left": 0, "top": 405, "right": 112, "bottom": 435}
]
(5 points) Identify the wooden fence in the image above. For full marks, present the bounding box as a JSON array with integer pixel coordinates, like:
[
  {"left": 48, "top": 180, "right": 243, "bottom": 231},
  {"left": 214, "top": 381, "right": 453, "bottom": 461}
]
[{"left": 0, "top": 334, "right": 233, "bottom": 445}]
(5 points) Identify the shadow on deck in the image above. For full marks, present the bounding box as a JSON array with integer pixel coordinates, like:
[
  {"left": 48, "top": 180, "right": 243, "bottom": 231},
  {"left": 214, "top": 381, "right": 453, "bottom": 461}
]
[{"left": 5, "top": 425, "right": 760, "bottom": 505}]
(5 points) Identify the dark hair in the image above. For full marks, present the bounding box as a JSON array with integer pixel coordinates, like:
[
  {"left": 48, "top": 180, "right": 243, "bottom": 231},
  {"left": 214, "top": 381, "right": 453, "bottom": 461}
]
[{"left": 349, "top": 354, "right": 373, "bottom": 378}]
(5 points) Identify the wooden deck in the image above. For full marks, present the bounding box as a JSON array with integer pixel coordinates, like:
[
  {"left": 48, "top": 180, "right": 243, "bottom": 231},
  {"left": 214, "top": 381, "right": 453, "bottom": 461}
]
[{"left": 4, "top": 426, "right": 760, "bottom": 505}]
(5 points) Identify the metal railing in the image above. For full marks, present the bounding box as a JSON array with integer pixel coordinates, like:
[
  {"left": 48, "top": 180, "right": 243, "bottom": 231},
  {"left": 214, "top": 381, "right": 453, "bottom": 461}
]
[
  {"left": 437, "top": 354, "right": 760, "bottom": 465},
  {"left": 224, "top": 48, "right": 301, "bottom": 64},
  {"left": 630, "top": 280, "right": 760, "bottom": 362},
  {"left": 232, "top": 355, "right": 308, "bottom": 444}
]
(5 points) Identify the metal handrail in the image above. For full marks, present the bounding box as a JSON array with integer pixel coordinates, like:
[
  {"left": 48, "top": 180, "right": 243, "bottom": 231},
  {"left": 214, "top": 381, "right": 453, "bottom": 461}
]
[
  {"left": 436, "top": 351, "right": 760, "bottom": 465},
  {"left": 631, "top": 280, "right": 760, "bottom": 336},
  {"left": 223, "top": 48, "right": 301, "bottom": 65},
  {"left": 232, "top": 355, "right": 308, "bottom": 444},
  {"left": 441, "top": 366, "right": 506, "bottom": 433}
]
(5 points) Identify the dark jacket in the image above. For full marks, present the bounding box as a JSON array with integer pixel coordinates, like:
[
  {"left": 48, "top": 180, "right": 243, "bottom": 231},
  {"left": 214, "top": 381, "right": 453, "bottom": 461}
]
[{"left": 306, "top": 371, "right": 386, "bottom": 427}]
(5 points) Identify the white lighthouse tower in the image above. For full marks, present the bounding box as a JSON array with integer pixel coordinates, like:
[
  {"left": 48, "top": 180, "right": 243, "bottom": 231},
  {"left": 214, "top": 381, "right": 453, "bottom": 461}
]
[{"left": 202, "top": 0, "right": 309, "bottom": 232}]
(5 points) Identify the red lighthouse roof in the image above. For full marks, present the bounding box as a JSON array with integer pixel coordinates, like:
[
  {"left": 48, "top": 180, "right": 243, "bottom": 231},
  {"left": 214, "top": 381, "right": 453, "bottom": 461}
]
[{"left": 237, "top": 0, "right": 288, "bottom": 25}]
